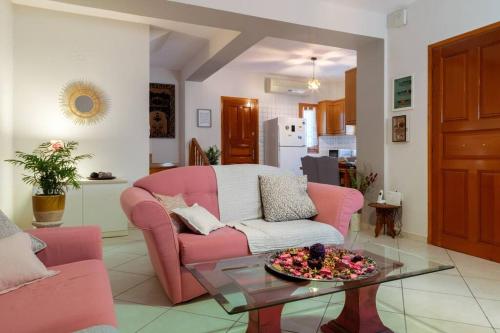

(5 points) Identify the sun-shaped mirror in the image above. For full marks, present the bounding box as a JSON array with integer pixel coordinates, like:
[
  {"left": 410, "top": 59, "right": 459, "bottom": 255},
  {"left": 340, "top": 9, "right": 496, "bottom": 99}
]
[{"left": 60, "top": 81, "right": 109, "bottom": 125}]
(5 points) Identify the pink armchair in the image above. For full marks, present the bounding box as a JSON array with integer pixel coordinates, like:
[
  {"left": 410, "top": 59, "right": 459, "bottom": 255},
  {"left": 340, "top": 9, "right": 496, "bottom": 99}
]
[
  {"left": 121, "top": 166, "right": 363, "bottom": 305},
  {"left": 0, "top": 226, "right": 117, "bottom": 333}
]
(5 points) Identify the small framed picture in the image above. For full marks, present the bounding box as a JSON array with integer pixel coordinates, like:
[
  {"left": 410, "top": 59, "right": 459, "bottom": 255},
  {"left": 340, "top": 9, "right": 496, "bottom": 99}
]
[
  {"left": 197, "top": 109, "right": 211, "bottom": 128},
  {"left": 392, "top": 75, "right": 414, "bottom": 111},
  {"left": 392, "top": 115, "right": 408, "bottom": 142}
]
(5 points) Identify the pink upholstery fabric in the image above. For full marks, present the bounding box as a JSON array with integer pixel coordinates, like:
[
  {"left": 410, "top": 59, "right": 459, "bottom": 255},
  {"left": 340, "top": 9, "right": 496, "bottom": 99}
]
[
  {"left": 0, "top": 259, "right": 116, "bottom": 333},
  {"left": 134, "top": 166, "right": 220, "bottom": 219},
  {"left": 178, "top": 227, "right": 250, "bottom": 265},
  {"left": 28, "top": 226, "right": 102, "bottom": 267},
  {"left": 121, "top": 166, "right": 364, "bottom": 305},
  {"left": 308, "top": 182, "right": 364, "bottom": 236}
]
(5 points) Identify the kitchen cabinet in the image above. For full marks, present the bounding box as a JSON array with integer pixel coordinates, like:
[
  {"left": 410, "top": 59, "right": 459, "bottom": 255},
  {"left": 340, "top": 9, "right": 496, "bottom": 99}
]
[
  {"left": 317, "top": 99, "right": 346, "bottom": 135},
  {"left": 345, "top": 68, "right": 357, "bottom": 125}
]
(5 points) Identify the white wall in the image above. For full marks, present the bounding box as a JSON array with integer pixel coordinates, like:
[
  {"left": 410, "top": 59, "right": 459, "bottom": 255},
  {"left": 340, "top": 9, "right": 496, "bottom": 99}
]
[
  {"left": 386, "top": 0, "right": 500, "bottom": 237},
  {"left": 13, "top": 6, "right": 149, "bottom": 228},
  {"left": 149, "top": 67, "right": 180, "bottom": 164},
  {"left": 0, "top": 0, "right": 14, "bottom": 217},
  {"left": 184, "top": 68, "right": 344, "bottom": 164}
]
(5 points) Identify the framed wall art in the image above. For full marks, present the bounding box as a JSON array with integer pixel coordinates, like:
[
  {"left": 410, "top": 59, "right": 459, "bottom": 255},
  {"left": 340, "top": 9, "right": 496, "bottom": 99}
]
[
  {"left": 149, "top": 83, "right": 175, "bottom": 138},
  {"left": 392, "top": 115, "right": 408, "bottom": 142},
  {"left": 197, "top": 109, "right": 212, "bottom": 128},
  {"left": 392, "top": 75, "right": 414, "bottom": 111}
]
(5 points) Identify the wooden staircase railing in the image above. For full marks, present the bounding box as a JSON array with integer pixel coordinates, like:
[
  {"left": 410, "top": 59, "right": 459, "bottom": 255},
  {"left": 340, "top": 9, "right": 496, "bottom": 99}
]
[{"left": 189, "top": 138, "right": 210, "bottom": 166}]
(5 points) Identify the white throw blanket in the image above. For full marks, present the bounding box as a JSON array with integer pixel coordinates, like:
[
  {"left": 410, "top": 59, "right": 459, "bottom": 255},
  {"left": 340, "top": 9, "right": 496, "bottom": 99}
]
[
  {"left": 211, "top": 164, "right": 344, "bottom": 253},
  {"left": 227, "top": 219, "right": 344, "bottom": 254},
  {"left": 211, "top": 164, "right": 289, "bottom": 223}
]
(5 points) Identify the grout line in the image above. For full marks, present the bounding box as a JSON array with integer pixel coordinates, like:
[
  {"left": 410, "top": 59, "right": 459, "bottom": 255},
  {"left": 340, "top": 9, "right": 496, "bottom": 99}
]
[
  {"left": 113, "top": 275, "right": 157, "bottom": 299},
  {"left": 106, "top": 254, "right": 145, "bottom": 269},
  {"left": 133, "top": 307, "right": 171, "bottom": 333},
  {"left": 446, "top": 249, "right": 496, "bottom": 330},
  {"left": 404, "top": 312, "right": 497, "bottom": 329},
  {"left": 397, "top": 235, "right": 409, "bottom": 333}
]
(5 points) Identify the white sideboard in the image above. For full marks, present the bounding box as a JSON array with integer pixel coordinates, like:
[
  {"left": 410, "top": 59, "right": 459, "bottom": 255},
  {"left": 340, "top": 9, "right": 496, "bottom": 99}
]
[{"left": 61, "top": 178, "right": 129, "bottom": 237}]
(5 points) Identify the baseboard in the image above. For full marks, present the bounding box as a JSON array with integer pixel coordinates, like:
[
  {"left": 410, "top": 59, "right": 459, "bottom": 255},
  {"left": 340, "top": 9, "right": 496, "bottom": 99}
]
[{"left": 359, "top": 222, "right": 428, "bottom": 243}]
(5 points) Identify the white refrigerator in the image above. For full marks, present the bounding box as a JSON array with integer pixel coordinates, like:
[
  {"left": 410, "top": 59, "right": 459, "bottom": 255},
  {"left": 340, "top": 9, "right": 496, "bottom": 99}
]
[{"left": 264, "top": 117, "right": 307, "bottom": 175}]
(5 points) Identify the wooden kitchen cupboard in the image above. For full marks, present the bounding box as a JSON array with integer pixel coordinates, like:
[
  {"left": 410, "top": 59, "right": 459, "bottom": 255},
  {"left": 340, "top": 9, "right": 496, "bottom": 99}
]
[
  {"left": 345, "top": 68, "right": 357, "bottom": 125},
  {"left": 317, "top": 99, "right": 346, "bottom": 135}
]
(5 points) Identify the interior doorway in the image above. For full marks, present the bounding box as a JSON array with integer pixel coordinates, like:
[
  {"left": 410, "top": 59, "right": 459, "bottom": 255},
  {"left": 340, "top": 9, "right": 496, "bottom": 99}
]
[
  {"left": 429, "top": 22, "right": 500, "bottom": 262},
  {"left": 221, "top": 96, "right": 259, "bottom": 164}
]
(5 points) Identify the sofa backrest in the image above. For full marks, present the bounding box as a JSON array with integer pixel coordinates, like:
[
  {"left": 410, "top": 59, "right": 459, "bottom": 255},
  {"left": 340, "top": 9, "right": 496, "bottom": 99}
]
[
  {"left": 133, "top": 164, "right": 290, "bottom": 223},
  {"left": 133, "top": 166, "right": 220, "bottom": 219}
]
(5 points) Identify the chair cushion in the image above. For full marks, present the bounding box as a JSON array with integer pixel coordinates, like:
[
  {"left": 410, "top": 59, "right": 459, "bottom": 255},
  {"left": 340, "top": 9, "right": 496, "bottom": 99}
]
[
  {"left": 0, "top": 259, "right": 116, "bottom": 333},
  {"left": 178, "top": 227, "right": 250, "bottom": 265}
]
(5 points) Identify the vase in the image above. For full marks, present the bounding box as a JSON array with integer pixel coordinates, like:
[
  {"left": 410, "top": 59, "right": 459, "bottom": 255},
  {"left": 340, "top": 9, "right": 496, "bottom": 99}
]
[
  {"left": 350, "top": 212, "right": 361, "bottom": 232},
  {"left": 32, "top": 194, "right": 66, "bottom": 222}
]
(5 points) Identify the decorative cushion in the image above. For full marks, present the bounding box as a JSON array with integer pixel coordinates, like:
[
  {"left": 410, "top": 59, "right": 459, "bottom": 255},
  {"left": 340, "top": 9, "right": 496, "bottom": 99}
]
[
  {"left": 172, "top": 204, "right": 225, "bottom": 235},
  {"left": 153, "top": 193, "right": 188, "bottom": 233},
  {"left": 0, "top": 209, "right": 46, "bottom": 253},
  {"left": 259, "top": 175, "right": 318, "bottom": 222},
  {"left": 0, "top": 232, "right": 58, "bottom": 295}
]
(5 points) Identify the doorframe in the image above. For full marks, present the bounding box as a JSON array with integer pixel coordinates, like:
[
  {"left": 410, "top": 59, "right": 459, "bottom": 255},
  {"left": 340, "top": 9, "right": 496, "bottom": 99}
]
[
  {"left": 427, "top": 21, "right": 500, "bottom": 245},
  {"left": 220, "top": 96, "right": 259, "bottom": 165}
]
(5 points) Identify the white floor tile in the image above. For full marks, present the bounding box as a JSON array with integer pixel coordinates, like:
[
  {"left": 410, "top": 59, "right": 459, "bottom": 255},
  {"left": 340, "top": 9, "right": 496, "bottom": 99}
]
[
  {"left": 114, "top": 300, "right": 167, "bottom": 333},
  {"left": 115, "top": 277, "right": 173, "bottom": 307},
  {"left": 108, "top": 270, "right": 151, "bottom": 296},
  {"left": 448, "top": 251, "right": 500, "bottom": 280},
  {"left": 173, "top": 295, "right": 243, "bottom": 322},
  {"left": 114, "top": 240, "right": 149, "bottom": 255},
  {"left": 406, "top": 315, "right": 495, "bottom": 333},
  {"left": 402, "top": 273, "right": 472, "bottom": 296},
  {"left": 477, "top": 298, "right": 500, "bottom": 328},
  {"left": 465, "top": 277, "right": 500, "bottom": 300},
  {"left": 403, "top": 289, "right": 490, "bottom": 327},
  {"left": 103, "top": 251, "right": 142, "bottom": 269},
  {"left": 112, "top": 256, "right": 155, "bottom": 276}
]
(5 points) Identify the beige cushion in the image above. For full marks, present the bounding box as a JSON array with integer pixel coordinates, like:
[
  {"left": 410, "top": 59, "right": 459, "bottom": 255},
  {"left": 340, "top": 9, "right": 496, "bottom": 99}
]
[
  {"left": 172, "top": 204, "right": 225, "bottom": 235},
  {"left": 259, "top": 175, "right": 318, "bottom": 222},
  {"left": 0, "top": 232, "right": 58, "bottom": 295},
  {"left": 153, "top": 193, "right": 188, "bottom": 233}
]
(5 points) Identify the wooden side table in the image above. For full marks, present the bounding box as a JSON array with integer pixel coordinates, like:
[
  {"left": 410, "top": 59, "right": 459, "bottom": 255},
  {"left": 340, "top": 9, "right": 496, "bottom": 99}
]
[{"left": 368, "top": 203, "right": 400, "bottom": 238}]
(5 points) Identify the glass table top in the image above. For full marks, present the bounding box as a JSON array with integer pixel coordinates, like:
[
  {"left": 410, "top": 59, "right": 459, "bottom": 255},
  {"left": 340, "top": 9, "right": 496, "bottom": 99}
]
[{"left": 185, "top": 242, "right": 454, "bottom": 314}]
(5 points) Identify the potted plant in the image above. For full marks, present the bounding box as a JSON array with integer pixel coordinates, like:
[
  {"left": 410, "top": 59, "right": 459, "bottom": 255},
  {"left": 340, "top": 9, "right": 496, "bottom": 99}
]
[
  {"left": 348, "top": 170, "right": 378, "bottom": 231},
  {"left": 205, "top": 145, "right": 221, "bottom": 165},
  {"left": 6, "top": 140, "right": 92, "bottom": 223}
]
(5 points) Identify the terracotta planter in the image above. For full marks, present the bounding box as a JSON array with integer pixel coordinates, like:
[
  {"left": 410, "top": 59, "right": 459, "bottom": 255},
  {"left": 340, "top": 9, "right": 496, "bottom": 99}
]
[{"left": 32, "top": 194, "right": 66, "bottom": 222}]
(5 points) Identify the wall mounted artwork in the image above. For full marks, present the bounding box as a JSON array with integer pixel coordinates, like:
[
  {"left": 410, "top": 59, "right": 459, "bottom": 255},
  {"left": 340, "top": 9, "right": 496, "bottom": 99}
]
[
  {"left": 149, "top": 83, "right": 175, "bottom": 138},
  {"left": 60, "top": 80, "right": 109, "bottom": 125},
  {"left": 392, "top": 75, "right": 414, "bottom": 111},
  {"left": 392, "top": 115, "right": 408, "bottom": 142}
]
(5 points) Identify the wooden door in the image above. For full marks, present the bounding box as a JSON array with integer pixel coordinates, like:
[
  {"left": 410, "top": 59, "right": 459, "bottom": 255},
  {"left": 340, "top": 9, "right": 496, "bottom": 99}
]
[
  {"left": 429, "top": 22, "right": 500, "bottom": 262},
  {"left": 326, "top": 99, "right": 346, "bottom": 135},
  {"left": 345, "top": 68, "right": 357, "bottom": 125},
  {"left": 221, "top": 96, "right": 259, "bottom": 164}
]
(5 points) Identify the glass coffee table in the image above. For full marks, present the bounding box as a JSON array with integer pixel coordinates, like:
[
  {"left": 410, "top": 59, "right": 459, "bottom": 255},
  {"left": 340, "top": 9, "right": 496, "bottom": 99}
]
[{"left": 186, "top": 242, "right": 453, "bottom": 333}]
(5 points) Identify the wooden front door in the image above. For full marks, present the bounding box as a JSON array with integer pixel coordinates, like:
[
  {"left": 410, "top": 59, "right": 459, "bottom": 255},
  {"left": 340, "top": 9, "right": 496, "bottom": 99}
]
[
  {"left": 221, "top": 96, "right": 259, "bottom": 164},
  {"left": 429, "top": 22, "right": 500, "bottom": 262}
]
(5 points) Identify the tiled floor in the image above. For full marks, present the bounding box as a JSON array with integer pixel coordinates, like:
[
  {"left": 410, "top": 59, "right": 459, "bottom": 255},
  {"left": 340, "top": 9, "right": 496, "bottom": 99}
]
[{"left": 104, "top": 228, "right": 500, "bottom": 333}]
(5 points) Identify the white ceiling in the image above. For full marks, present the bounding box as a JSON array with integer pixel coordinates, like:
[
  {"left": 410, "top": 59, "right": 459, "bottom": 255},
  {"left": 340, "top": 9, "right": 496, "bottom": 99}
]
[
  {"left": 150, "top": 27, "right": 207, "bottom": 70},
  {"left": 319, "top": 0, "right": 415, "bottom": 13},
  {"left": 226, "top": 37, "right": 356, "bottom": 79}
]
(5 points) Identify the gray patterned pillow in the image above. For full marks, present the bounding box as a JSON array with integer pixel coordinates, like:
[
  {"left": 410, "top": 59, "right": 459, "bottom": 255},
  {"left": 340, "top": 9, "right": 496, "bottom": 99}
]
[
  {"left": 0, "top": 210, "right": 46, "bottom": 253},
  {"left": 259, "top": 175, "right": 318, "bottom": 222}
]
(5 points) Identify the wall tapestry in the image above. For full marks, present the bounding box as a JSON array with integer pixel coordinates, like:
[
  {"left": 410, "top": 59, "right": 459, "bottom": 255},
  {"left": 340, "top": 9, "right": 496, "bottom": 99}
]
[{"left": 149, "top": 83, "right": 175, "bottom": 138}]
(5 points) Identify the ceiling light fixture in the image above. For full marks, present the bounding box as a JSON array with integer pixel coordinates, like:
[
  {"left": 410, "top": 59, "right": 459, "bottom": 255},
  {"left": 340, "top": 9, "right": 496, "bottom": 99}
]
[{"left": 308, "top": 57, "right": 321, "bottom": 90}]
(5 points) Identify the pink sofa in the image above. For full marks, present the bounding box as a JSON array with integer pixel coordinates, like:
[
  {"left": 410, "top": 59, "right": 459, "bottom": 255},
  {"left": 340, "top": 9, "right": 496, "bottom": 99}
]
[
  {"left": 0, "top": 226, "right": 117, "bottom": 333},
  {"left": 121, "top": 166, "right": 363, "bottom": 305}
]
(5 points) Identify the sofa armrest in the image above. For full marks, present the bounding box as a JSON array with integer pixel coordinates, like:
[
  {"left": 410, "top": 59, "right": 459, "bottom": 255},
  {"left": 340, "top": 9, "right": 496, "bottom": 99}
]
[
  {"left": 27, "top": 226, "right": 102, "bottom": 267},
  {"left": 308, "top": 182, "right": 363, "bottom": 236}
]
